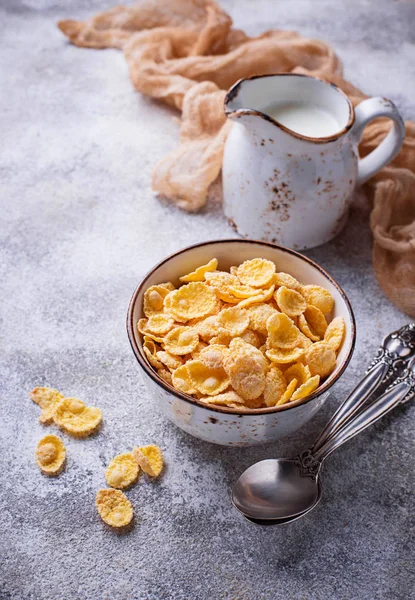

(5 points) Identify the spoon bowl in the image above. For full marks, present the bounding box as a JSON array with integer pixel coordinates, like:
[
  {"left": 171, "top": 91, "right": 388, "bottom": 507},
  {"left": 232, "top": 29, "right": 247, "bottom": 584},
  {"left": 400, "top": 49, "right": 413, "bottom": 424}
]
[{"left": 232, "top": 458, "right": 320, "bottom": 520}]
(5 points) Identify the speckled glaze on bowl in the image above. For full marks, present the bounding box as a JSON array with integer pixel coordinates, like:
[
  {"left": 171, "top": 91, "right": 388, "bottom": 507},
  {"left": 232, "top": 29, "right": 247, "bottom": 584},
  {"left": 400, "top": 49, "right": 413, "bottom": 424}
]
[{"left": 127, "top": 240, "right": 356, "bottom": 446}]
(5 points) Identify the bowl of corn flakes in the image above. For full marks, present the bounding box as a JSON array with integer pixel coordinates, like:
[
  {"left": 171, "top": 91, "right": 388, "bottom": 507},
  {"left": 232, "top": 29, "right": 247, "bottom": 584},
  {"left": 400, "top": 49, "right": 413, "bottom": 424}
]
[{"left": 127, "top": 240, "right": 355, "bottom": 446}]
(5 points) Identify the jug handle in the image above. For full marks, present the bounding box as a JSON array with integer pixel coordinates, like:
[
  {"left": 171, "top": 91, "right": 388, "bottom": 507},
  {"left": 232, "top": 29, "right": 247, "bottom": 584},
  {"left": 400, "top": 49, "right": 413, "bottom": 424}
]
[{"left": 351, "top": 97, "right": 405, "bottom": 186}]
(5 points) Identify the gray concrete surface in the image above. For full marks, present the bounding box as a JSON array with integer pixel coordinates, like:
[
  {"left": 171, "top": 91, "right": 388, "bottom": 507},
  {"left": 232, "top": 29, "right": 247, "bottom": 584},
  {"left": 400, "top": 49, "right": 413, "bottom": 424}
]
[{"left": 1, "top": 1, "right": 414, "bottom": 599}]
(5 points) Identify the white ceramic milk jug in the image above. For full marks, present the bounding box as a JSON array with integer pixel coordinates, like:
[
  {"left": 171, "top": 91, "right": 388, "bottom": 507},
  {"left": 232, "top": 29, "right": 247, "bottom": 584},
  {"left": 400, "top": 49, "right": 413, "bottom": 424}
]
[{"left": 222, "top": 74, "right": 405, "bottom": 250}]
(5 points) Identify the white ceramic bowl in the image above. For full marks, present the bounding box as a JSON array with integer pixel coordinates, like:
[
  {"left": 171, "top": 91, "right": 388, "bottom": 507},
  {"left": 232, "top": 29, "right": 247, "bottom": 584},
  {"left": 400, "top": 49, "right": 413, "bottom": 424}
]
[{"left": 127, "top": 240, "right": 356, "bottom": 446}]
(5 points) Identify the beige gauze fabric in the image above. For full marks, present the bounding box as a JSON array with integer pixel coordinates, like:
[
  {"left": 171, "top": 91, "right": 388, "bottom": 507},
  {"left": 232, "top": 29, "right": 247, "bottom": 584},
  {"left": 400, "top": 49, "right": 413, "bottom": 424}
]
[{"left": 58, "top": 0, "right": 415, "bottom": 316}]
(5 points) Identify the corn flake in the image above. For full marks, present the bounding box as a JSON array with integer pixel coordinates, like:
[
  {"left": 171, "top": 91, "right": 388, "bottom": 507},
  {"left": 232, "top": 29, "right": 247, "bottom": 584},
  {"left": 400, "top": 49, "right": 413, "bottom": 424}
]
[
  {"left": 190, "top": 341, "right": 208, "bottom": 359},
  {"left": 137, "top": 319, "right": 165, "bottom": 343},
  {"left": 276, "top": 378, "right": 298, "bottom": 405},
  {"left": 36, "top": 434, "right": 66, "bottom": 476},
  {"left": 237, "top": 258, "right": 276, "bottom": 288},
  {"left": 105, "top": 453, "right": 140, "bottom": 489},
  {"left": 186, "top": 360, "right": 230, "bottom": 396},
  {"left": 276, "top": 286, "right": 307, "bottom": 317},
  {"left": 224, "top": 350, "right": 266, "bottom": 401},
  {"left": 199, "top": 344, "right": 226, "bottom": 370},
  {"left": 96, "top": 489, "right": 133, "bottom": 528},
  {"left": 164, "top": 326, "right": 199, "bottom": 355},
  {"left": 291, "top": 375, "right": 320, "bottom": 401},
  {"left": 179, "top": 258, "right": 218, "bottom": 282},
  {"left": 217, "top": 306, "right": 249, "bottom": 337},
  {"left": 158, "top": 367, "right": 173, "bottom": 385},
  {"left": 165, "top": 282, "right": 217, "bottom": 321},
  {"left": 143, "top": 337, "right": 163, "bottom": 369},
  {"left": 284, "top": 363, "right": 311, "bottom": 386},
  {"left": 133, "top": 445, "right": 164, "bottom": 477},
  {"left": 324, "top": 316, "right": 345, "bottom": 352},
  {"left": 54, "top": 397, "right": 102, "bottom": 437},
  {"left": 30, "top": 387, "right": 64, "bottom": 425},
  {"left": 301, "top": 285, "right": 334, "bottom": 315},
  {"left": 267, "top": 312, "right": 301, "bottom": 349},
  {"left": 239, "top": 329, "right": 263, "bottom": 348},
  {"left": 266, "top": 347, "right": 305, "bottom": 364},
  {"left": 247, "top": 304, "right": 278, "bottom": 336},
  {"left": 146, "top": 313, "right": 175, "bottom": 336},
  {"left": 237, "top": 285, "right": 275, "bottom": 309},
  {"left": 158, "top": 282, "right": 176, "bottom": 291},
  {"left": 304, "top": 342, "right": 336, "bottom": 378},
  {"left": 172, "top": 364, "right": 197, "bottom": 395},
  {"left": 156, "top": 351, "right": 183, "bottom": 371},
  {"left": 263, "top": 367, "right": 287, "bottom": 407},
  {"left": 144, "top": 285, "right": 171, "bottom": 317},
  {"left": 199, "top": 391, "right": 245, "bottom": 408},
  {"left": 273, "top": 272, "right": 302, "bottom": 291}
]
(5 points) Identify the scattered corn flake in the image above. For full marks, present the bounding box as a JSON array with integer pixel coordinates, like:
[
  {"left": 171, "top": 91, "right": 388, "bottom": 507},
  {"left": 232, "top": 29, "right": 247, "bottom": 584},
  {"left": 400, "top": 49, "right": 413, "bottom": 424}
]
[
  {"left": 165, "top": 282, "right": 217, "bottom": 321},
  {"left": 301, "top": 285, "right": 334, "bottom": 315},
  {"left": 156, "top": 350, "right": 183, "bottom": 371},
  {"left": 186, "top": 360, "right": 230, "bottom": 396},
  {"left": 291, "top": 375, "right": 320, "bottom": 401},
  {"left": 239, "top": 329, "right": 263, "bottom": 348},
  {"left": 199, "top": 390, "right": 245, "bottom": 408},
  {"left": 54, "top": 397, "right": 102, "bottom": 437},
  {"left": 266, "top": 312, "right": 301, "bottom": 349},
  {"left": 144, "top": 285, "right": 171, "bottom": 317},
  {"left": 217, "top": 306, "right": 249, "bottom": 337},
  {"left": 276, "top": 378, "right": 298, "bottom": 405},
  {"left": 29, "top": 387, "right": 64, "bottom": 425},
  {"left": 105, "top": 453, "right": 140, "bottom": 489},
  {"left": 237, "top": 258, "right": 276, "bottom": 288},
  {"left": 229, "top": 266, "right": 239, "bottom": 277},
  {"left": 179, "top": 258, "right": 218, "bottom": 282},
  {"left": 247, "top": 304, "right": 278, "bottom": 336},
  {"left": 273, "top": 272, "right": 302, "bottom": 291},
  {"left": 263, "top": 367, "right": 287, "bottom": 407},
  {"left": 133, "top": 445, "right": 164, "bottom": 477},
  {"left": 36, "top": 434, "right": 66, "bottom": 476},
  {"left": 276, "top": 286, "right": 307, "bottom": 317},
  {"left": 146, "top": 313, "right": 175, "bottom": 336},
  {"left": 304, "top": 342, "right": 336, "bottom": 378},
  {"left": 266, "top": 347, "right": 305, "bottom": 364},
  {"left": 324, "top": 316, "right": 345, "bottom": 352},
  {"left": 172, "top": 364, "right": 197, "bottom": 395},
  {"left": 96, "top": 489, "right": 133, "bottom": 528},
  {"left": 157, "top": 367, "right": 173, "bottom": 385},
  {"left": 164, "top": 326, "right": 199, "bottom": 355},
  {"left": 284, "top": 363, "right": 311, "bottom": 387},
  {"left": 237, "top": 285, "right": 275, "bottom": 309}
]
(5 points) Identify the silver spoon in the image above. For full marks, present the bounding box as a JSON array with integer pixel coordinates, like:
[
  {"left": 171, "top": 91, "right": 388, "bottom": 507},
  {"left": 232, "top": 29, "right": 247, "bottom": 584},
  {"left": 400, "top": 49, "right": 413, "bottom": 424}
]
[{"left": 233, "top": 325, "right": 415, "bottom": 523}]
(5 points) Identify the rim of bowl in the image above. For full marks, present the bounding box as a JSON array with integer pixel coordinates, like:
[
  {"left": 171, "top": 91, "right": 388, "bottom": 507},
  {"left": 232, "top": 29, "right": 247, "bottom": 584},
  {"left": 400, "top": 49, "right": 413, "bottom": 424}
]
[{"left": 126, "top": 239, "right": 356, "bottom": 416}]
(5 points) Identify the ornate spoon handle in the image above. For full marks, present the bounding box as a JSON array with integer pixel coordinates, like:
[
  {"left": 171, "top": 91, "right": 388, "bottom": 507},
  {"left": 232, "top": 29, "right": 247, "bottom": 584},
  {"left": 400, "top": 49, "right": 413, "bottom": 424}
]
[
  {"left": 312, "top": 323, "right": 415, "bottom": 453},
  {"left": 313, "top": 356, "right": 415, "bottom": 463}
]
